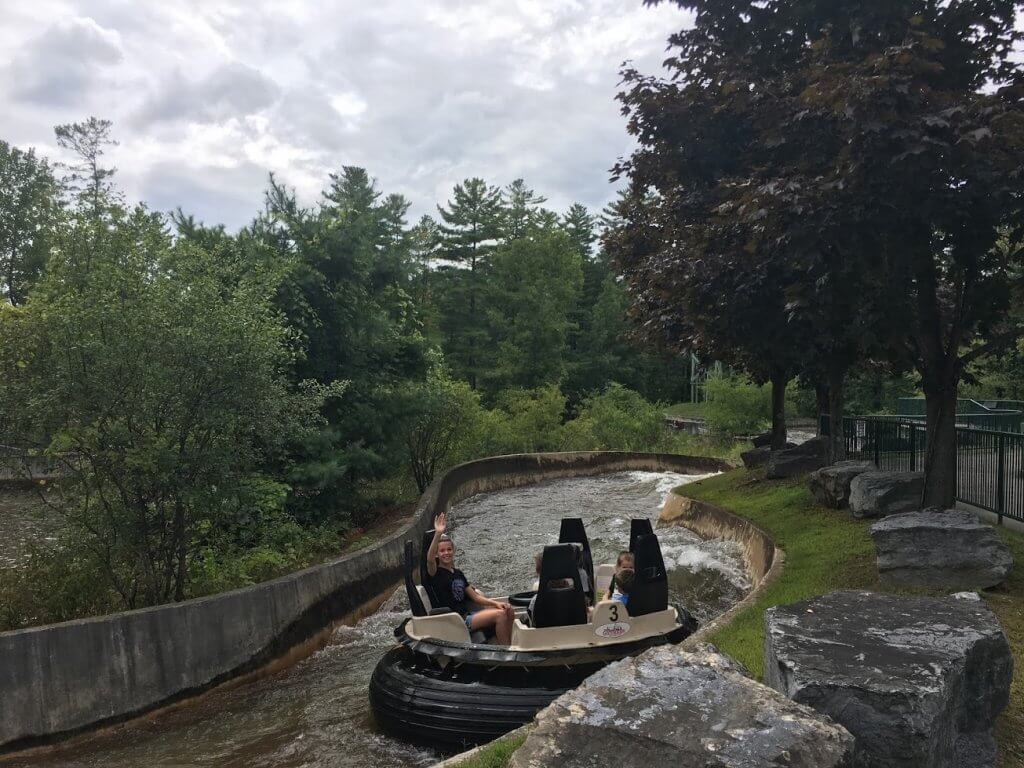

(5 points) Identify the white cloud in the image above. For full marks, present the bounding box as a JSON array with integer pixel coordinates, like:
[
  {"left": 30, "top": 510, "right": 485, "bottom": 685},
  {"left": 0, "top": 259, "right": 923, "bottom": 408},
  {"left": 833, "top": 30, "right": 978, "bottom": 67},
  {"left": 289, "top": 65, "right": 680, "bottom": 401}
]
[{"left": 0, "top": 0, "right": 695, "bottom": 229}]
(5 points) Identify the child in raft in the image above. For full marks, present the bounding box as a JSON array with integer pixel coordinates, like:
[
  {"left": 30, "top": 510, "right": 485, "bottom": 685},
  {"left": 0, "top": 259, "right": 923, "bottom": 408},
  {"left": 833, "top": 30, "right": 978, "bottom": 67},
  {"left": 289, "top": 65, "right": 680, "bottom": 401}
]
[
  {"left": 604, "top": 550, "right": 635, "bottom": 602},
  {"left": 425, "top": 511, "right": 516, "bottom": 644},
  {"left": 609, "top": 567, "right": 634, "bottom": 607}
]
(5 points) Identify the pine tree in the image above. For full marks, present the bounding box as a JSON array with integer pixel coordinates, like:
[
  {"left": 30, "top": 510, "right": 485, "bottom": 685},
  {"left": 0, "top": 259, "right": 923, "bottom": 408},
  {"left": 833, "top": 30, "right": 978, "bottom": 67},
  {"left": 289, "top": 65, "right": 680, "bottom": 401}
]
[
  {"left": 435, "top": 178, "right": 502, "bottom": 389},
  {"left": 54, "top": 117, "right": 119, "bottom": 219},
  {"left": 501, "top": 179, "right": 547, "bottom": 240}
]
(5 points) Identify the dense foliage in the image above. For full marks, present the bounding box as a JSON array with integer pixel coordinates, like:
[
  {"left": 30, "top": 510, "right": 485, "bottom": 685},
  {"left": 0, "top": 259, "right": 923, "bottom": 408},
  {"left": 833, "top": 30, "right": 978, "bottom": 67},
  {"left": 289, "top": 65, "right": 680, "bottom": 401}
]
[
  {"left": 610, "top": 0, "right": 1024, "bottom": 502},
  {"left": 0, "top": 120, "right": 703, "bottom": 628}
]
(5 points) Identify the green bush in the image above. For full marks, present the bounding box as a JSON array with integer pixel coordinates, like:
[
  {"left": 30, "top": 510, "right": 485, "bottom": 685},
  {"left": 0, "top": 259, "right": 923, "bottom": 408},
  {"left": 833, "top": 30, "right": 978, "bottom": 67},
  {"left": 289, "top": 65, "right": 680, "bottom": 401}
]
[
  {"left": 492, "top": 385, "right": 567, "bottom": 453},
  {"left": 561, "top": 383, "right": 669, "bottom": 452},
  {"left": 704, "top": 374, "right": 770, "bottom": 436}
]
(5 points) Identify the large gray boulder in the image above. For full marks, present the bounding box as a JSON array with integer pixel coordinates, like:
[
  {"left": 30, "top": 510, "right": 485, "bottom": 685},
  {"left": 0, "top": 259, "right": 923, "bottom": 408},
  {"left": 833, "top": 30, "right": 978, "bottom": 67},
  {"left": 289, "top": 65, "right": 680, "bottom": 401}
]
[
  {"left": 741, "top": 442, "right": 795, "bottom": 469},
  {"left": 848, "top": 470, "right": 924, "bottom": 518},
  {"left": 808, "top": 460, "right": 877, "bottom": 508},
  {"left": 741, "top": 445, "right": 771, "bottom": 469},
  {"left": 765, "top": 436, "right": 828, "bottom": 479},
  {"left": 870, "top": 509, "right": 1012, "bottom": 589},
  {"left": 764, "top": 591, "right": 1013, "bottom": 768},
  {"left": 510, "top": 645, "right": 854, "bottom": 768}
]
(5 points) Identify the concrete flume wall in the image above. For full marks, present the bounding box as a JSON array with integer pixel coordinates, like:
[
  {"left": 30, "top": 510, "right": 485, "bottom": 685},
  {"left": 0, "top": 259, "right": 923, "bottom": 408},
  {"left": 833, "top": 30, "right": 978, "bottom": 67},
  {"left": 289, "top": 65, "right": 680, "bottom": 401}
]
[
  {"left": 659, "top": 493, "right": 784, "bottom": 648},
  {"left": 0, "top": 451, "right": 729, "bottom": 754}
]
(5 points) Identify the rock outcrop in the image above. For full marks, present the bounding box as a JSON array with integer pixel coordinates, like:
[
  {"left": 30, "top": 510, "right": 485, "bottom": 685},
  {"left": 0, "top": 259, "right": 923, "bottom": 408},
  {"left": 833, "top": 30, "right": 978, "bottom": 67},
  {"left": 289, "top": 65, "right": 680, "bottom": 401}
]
[
  {"left": 765, "top": 436, "right": 827, "bottom": 479},
  {"left": 848, "top": 470, "right": 924, "bottom": 518},
  {"left": 510, "top": 645, "right": 854, "bottom": 768},
  {"left": 870, "top": 509, "right": 1012, "bottom": 589},
  {"left": 764, "top": 591, "right": 1012, "bottom": 768},
  {"left": 807, "top": 460, "right": 876, "bottom": 508},
  {"left": 741, "top": 445, "right": 771, "bottom": 469}
]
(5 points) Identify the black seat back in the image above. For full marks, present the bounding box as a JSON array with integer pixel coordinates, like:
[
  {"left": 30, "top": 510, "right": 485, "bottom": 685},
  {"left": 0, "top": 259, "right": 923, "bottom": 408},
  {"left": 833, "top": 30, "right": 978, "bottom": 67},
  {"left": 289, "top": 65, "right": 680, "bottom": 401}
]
[
  {"left": 628, "top": 532, "right": 668, "bottom": 616},
  {"left": 404, "top": 540, "right": 427, "bottom": 617},
  {"left": 531, "top": 544, "right": 588, "bottom": 628},
  {"left": 558, "top": 518, "right": 595, "bottom": 603},
  {"left": 629, "top": 518, "right": 654, "bottom": 554}
]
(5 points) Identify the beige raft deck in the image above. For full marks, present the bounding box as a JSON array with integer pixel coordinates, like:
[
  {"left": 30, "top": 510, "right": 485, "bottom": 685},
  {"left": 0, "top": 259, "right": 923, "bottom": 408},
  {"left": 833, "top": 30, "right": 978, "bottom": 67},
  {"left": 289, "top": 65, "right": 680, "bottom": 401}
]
[{"left": 406, "top": 562, "right": 682, "bottom": 652}]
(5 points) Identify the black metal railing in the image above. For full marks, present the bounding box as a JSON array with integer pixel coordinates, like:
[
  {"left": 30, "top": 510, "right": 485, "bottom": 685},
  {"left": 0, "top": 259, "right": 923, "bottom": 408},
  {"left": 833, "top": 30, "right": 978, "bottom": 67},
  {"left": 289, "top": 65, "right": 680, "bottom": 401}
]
[
  {"left": 894, "top": 397, "right": 1024, "bottom": 432},
  {"left": 837, "top": 416, "right": 1024, "bottom": 523}
]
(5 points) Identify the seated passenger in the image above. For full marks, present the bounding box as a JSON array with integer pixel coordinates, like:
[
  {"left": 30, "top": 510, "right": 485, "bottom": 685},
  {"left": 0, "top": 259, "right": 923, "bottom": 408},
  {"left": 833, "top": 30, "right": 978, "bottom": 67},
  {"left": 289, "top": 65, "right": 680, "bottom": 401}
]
[
  {"left": 426, "top": 512, "right": 515, "bottom": 644},
  {"left": 610, "top": 567, "right": 634, "bottom": 607},
  {"left": 527, "top": 552, "right": 543, "bottom": 625},
  {"left": 604, "top": 550, "right": 635, "bottom": 601}
]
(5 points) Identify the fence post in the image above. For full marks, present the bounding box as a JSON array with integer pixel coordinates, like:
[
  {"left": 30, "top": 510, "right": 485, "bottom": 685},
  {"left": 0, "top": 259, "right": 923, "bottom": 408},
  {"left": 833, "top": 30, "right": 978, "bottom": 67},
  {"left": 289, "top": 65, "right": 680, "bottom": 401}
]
[
  {"left": 873, "top": 422, "right": 881, "bottom": 467},
  {"left": 909, "top": 423, "right": 917, "bottom": 471},
  {"left": 997, "top": 432, "right": 1006, "bottom": 525}
]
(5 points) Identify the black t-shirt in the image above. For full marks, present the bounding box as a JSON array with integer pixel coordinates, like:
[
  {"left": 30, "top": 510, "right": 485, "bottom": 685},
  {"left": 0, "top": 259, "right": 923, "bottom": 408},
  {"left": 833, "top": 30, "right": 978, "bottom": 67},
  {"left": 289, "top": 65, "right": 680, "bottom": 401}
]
[{"left": 428, "top": 567, "right": 471, "bottom": 615}]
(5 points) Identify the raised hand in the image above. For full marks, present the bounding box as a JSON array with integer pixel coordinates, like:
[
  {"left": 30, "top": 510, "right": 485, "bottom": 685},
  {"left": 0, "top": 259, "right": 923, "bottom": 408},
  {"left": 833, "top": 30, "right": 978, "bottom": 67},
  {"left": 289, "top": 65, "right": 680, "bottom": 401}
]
[{"left": 433, "top": 512, "right": 446, "bottom": 534}]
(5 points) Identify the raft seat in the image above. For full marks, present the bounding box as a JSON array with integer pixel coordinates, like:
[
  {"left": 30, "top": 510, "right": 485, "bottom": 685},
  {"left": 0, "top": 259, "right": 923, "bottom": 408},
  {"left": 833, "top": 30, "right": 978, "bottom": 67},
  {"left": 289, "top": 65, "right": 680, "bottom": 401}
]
[{"left": 531, "top": 544, "right": 588, "bottom": 629}]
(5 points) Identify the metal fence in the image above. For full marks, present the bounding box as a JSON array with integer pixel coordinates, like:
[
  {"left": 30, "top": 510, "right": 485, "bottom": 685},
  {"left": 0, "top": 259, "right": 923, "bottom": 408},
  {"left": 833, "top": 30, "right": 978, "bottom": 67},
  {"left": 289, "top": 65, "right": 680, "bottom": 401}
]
[
  {"left": 839, "top": 416, "right": 1024, "bottom": 523},
  {"left": 894, "top": 397, "right": 1024, "bottom": 433}
]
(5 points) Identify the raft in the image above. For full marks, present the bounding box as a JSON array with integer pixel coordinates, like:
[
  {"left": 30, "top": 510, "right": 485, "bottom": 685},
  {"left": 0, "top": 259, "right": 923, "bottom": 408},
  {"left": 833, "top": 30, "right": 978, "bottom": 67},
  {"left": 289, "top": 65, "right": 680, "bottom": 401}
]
[{"left": 369, "top": 518, "right": 698, "bottom": 751}]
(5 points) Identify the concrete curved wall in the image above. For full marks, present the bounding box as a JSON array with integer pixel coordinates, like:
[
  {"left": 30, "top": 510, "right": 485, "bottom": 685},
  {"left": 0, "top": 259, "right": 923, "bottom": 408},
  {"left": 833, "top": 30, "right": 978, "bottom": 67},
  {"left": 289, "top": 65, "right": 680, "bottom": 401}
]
[
  {"left": 658, "top": 494, "right": 783, "bottom": 648},
  {"left": 0, "top": 451, "right": 730, "bottom": 754}
]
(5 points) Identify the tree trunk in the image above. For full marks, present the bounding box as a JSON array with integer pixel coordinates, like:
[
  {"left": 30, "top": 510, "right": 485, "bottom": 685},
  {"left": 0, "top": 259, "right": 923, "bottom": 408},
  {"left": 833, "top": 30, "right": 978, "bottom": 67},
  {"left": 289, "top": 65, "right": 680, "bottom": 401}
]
[
  {"left": 769, "top": 367, "right": 788, "bottom": 449},
  {"left": 922, "top": 381, "right": 958, "bottom": 508},
  {"left": 827, "top": 368, "right": 846, "bottom": 462},
  {"left": 173, "top": 499, "right": 188, "bottom": 602},
  {"left": 815, "top": 382, "right": 830, "bottom": 437}
]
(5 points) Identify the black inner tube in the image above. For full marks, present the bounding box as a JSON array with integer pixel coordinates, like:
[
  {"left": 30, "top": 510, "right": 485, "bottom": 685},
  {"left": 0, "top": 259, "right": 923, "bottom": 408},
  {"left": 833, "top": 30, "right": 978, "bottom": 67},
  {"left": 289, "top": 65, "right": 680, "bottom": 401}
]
[{"left": 507, "top": 590, "right": 536, "bottom": 607}]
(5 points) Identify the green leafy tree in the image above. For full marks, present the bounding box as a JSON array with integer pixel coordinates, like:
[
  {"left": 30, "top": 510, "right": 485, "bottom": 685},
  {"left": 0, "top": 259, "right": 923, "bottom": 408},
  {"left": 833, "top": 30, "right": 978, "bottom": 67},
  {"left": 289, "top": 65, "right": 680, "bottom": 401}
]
[
  {"left": 0, "top": 141, "right": 59, "bottom": 304},
  {"left": 0, "top": 207, "right": 333, "bottom": 608},
  {"left": 395, "top": 368, "right": 483, "bottom": 492}
]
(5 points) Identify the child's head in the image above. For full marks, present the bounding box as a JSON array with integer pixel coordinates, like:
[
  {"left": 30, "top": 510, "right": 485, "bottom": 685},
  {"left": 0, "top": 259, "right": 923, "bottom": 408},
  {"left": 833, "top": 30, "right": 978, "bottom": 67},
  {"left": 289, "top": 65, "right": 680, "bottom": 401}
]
[
  {"left": 616, "top": 551, "right": 634, "bottom": 570},
  {"left": 437, "top": 534, "right": 455, "bottom": 567},
  {"left": 615, "top": 568, "right": 635, "bottom": 594}
]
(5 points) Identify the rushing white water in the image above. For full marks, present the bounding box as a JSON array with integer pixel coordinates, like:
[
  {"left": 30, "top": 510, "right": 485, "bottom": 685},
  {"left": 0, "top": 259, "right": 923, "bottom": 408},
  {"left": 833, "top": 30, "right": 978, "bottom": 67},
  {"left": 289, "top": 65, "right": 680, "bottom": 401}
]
[{"left": 12, "top": 471, "right": 747, "bottom": 768}]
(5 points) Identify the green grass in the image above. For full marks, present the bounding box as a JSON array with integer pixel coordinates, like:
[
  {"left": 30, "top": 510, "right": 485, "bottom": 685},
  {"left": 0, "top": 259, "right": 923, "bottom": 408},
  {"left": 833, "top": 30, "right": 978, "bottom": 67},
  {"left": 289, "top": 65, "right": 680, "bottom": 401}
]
[
  {"left": 447, "top": 733, "right": 527, "bottom": 768},
  {"left": 989, "top": 529, "right": 1024, "bottom": 766},
  {"left": 665, "top": 401, "right": 708, "bottom": 419},
  {"left": 682, "top": 468, "right": 1024, "bottom": 766}
]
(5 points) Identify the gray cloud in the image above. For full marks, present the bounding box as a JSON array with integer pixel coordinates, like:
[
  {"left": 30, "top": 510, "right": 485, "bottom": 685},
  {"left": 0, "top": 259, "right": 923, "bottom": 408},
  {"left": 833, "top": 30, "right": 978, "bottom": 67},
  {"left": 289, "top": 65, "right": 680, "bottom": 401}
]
[
  {"left": 135, "top": 62, "right": 280, "bottom": 126},
  {"left": 6, "top": 16, "right": 123, "bottom": 106},
  {"left": 138, "top": 160, "right": 270, "bottom": 227},
  {"left": 1, "top": 1, "right": 698, "bottom": 230}
]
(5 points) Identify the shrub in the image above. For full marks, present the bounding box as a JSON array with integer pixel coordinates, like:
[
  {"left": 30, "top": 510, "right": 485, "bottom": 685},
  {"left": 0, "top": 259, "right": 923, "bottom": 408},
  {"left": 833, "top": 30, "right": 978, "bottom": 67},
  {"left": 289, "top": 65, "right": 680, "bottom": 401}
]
[
  {"left": 561, "top": 383, "right": 669, "bottom": 452},
  {"left": 704, "top": 374, "right": 770, "bottom": 436}
]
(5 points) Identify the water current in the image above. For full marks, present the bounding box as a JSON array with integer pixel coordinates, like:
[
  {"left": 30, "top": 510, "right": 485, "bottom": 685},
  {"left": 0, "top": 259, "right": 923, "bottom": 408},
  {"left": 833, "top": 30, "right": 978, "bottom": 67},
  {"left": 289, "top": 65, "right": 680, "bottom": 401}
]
[{"left": 10, "top": 471, "right": 748, "bottom": 768}]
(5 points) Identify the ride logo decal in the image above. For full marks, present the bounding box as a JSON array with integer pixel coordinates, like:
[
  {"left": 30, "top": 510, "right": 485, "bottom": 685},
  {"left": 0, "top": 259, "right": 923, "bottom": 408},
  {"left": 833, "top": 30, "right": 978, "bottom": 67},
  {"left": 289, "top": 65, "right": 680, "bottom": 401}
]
[
  {"left": 595, "top": 622, "right": 631, "bottom": 638},
  {"left": 594, "top": 602, "right": 630, "bottom": 638}
]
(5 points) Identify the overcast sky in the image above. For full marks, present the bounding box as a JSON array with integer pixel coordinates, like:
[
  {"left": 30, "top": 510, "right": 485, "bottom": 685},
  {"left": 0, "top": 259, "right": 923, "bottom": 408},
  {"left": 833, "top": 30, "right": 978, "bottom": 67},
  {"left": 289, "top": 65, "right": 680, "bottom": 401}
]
[{"left": 0, "top": 1, "right": 694, "bottom": 230}]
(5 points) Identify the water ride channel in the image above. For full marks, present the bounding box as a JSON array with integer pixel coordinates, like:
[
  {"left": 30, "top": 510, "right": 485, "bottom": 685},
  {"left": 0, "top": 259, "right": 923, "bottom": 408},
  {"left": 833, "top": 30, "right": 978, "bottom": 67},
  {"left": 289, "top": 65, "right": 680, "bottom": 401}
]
[{"left": 8, "top": 468, "right": 749, "bottom": 768}]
